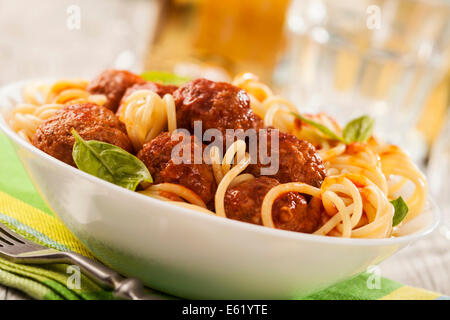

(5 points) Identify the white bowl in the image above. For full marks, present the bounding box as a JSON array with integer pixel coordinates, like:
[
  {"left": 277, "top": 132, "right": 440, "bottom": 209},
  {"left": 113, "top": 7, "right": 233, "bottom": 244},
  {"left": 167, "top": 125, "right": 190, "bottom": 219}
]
[{"left": 0, "top": 82, "right": 440, "bottom": 299}]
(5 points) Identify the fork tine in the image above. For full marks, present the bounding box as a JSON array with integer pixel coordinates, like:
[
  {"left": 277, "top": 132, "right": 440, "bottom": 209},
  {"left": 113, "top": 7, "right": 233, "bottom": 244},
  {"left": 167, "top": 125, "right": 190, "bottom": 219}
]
[
  {"left": 0, "top": 223, "right": 47, "bottom": 258},
  {"left": 0, "top": 222, "right": 27, "bottom": 245},
  {"left": 0, "top": 235, "right": 14, "bottom": 246}
]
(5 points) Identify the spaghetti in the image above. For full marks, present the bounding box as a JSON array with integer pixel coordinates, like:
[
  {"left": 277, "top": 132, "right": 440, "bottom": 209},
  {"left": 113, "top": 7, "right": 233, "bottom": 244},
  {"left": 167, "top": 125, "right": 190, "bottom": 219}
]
[
  {"left": 375, "top": 143, "right": 427, "bottom": 223},
  {"left": 8, "top": 103, "right": 62, "bottom": 142},
  {"left": 211, "top": 140, "right": 252, "bottom": 218},
  {"left": 233, "top": 73, "right": 298, "bottom": 133},
  {"left": 118, "top": 90, "right": 177, "bottom": 150},
  {"left": 9, "top": 79, "right": 107, "bottom": 141},
  {"left": 139, "top": 183, "right": 207, "bottom": 208}
]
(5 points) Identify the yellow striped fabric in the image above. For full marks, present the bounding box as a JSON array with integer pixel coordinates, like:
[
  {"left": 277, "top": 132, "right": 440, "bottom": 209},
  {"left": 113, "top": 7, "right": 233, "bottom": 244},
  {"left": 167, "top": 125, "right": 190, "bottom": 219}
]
[
  {"left": 381, "top": 286, "right": 442, "bottom": 300},
  {"left": 0, "top": 190, "right": 94, "bottom": 259}
]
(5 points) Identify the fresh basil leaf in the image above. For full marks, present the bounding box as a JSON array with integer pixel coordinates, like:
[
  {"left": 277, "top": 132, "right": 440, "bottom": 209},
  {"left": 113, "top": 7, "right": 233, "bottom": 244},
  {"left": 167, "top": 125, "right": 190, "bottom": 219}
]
[
  {"left": 291, "top": 112, "right": 345, "bottom": 142},
  {"left": 71, "top": 129, "right": 152, "bottom": 191},
  {"left": 391, "top": 196, "right": 409, "bottom": 227},
  {"left": 140, "top": 71, "right": 190, "bottom": 85},
  {"left": 342, "top": 115, "right": 375, "bottom": 143}
]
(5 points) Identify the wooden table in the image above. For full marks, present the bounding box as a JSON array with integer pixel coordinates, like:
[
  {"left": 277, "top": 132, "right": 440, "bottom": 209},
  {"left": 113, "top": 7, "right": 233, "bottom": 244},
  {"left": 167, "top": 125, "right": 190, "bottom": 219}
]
[
  {"left": 0, "top": 0, "right": 448, "bottom": 299},
  {"left": 380, "top": 231, "right": 450, "bottom": 295},
  {"left": 0, "top": 287, "right": 30, "bottom": 300}
]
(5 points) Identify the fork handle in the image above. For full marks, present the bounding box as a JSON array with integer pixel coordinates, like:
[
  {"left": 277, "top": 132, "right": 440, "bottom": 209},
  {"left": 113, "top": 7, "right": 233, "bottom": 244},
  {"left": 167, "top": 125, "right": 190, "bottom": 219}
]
[{"left": 61, "top": 252, "right": 160, "bottom": 300}]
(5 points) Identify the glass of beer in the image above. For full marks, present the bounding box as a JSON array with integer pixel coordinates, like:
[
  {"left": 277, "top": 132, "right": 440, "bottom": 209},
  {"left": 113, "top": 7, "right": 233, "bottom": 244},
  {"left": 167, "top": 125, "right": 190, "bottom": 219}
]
[{"left": 145, "top": 0, "right": 291, "bottom": 83}]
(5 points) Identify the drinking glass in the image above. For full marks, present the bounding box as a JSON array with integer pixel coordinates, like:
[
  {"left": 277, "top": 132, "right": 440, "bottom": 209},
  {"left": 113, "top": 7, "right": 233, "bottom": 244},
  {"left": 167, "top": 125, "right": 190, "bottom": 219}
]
[
  {"left": 145, "top": 0, "right": 290, "bottom": 83},
  {"left": 428, "top": 113, "right": 450, "bottom": 230},
  {"left": 279, "top": 0, "right": 450, "bottom": 146}
]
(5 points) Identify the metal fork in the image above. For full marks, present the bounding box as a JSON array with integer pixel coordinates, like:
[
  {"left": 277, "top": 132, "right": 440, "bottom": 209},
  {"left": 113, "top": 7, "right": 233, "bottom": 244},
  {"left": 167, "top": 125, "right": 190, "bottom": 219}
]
[{"left": 0, "top": 222, "right": 159, "bottom": 300}]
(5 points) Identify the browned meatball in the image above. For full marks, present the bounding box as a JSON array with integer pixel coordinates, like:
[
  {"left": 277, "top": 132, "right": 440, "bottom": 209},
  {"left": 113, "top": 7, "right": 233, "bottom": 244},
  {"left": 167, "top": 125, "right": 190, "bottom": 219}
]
[
  {"left": 87, "top": 69, "right": 146, "bottom": 112},
  {"left": 123, "top": 82, "right": 178, "bottom": 101},
  {"left": 137, "top": 132, "right": 217, "bottom": 205},
  {"left": 116, "top": 81, "right": 178, "bottom": 117},
  {"left": 224, "top": 176, "right": 322, "bottom": 233},
  {"left": 173, "top": 78, "right": 263, "bottom": 144},
  {"left": 246, "top": 128, "right": 326, "bottom": 188},
  {"left": 32, "top": 103, "right": 133, "bottom": 166}
]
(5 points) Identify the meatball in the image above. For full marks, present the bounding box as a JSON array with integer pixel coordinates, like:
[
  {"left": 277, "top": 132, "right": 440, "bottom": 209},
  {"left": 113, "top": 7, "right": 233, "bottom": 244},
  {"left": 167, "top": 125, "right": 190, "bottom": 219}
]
[
  {"left": 173, "top": 78, "right": 263, "bottom": 144},
  {"left": 32, "top": 103, "right": 133, "bottom": 166},
  {"left": 137, "top": 131, "right": 217, "bottom": 205},
  {"left": 87, "top": 69, "right": 146, "bottom": 112},
  {"left": 116, "top": 81, "right": 178, "bottom": 117},
  {"left": 246, "top": 128, "right": 326, "bottom": 188},
  {"left": 122, "top": 82, "right": 178, "bottom": 101},
  {"left": 224, "top": 176, "right": 322, "bottom": 233}
]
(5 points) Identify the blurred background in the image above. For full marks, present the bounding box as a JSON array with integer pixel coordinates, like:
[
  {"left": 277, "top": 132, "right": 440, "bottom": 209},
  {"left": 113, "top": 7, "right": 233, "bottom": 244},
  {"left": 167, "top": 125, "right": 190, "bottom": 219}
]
[{"left": 0, "top": 0, "right": 449, "bottom": 293}]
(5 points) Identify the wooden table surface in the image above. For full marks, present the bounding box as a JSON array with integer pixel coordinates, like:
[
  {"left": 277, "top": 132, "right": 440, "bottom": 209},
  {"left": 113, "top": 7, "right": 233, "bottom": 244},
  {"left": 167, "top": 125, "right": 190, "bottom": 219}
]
[
  {"left": 0, "top": 0, "right": 448, "bottom": 299},
  {"left": 0, "top": 287, "right": 31, "bottom": 300}
]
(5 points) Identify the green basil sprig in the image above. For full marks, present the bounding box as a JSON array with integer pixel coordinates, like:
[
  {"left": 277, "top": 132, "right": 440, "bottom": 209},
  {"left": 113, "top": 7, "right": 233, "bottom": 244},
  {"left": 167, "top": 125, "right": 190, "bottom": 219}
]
[
  {"left": 342, "top": 115, "right": 375, "bottom": 143},
  {"left": 291, "top": 113, "right": 346, "bottom": 142},
  {"left": 390, "top": 196, "right": 409, "bottom": 227},
  {"left": 140, "top": 71, "right": 190, "bottom": 85},
  {"left": 291, "top": 112, "right": 375, "bottom": 144},
  {"left": 71, "top": 129, "right": 152, "bottom": 191}
]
